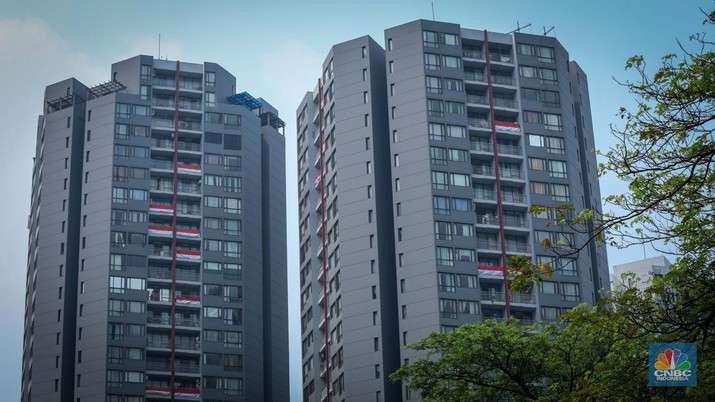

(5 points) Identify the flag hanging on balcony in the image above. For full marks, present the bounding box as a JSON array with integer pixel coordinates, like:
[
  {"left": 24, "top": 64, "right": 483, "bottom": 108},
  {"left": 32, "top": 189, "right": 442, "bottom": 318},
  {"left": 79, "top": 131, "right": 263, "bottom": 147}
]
[
  {"left": 478, "top": 265, "right": 505, "bottom": 277},
  {"left": 175, "top": 389, "right": 201, "bottom": 399},
  {"left": 177, "top": 163, "right": 202, "bottom": 174},
  {"left": 494, "top": 121, "right": 521, "bottom": 133},
  {"left": 145, "top": 387, "right": 171, "bottom": 397},
  {"left": 149, "top": 204, "right": 174, "bottom": 215},
  {"left": 176, "top": 250, "right": 201, "bottom": 260},
  {"left": 176, "top": 228, "right": 201, "bottom": 239},
  {"left": 148, "top": 225, "right": 173, "bottom": 237},
  {"left": 176, "top": 295, "right": 201, "bottom": 305}
]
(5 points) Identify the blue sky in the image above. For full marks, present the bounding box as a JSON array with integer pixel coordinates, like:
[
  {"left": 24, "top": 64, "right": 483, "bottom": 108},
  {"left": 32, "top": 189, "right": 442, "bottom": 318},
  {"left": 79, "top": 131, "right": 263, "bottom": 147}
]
[{"left": 0, "top": 0, "right": 710, "bottom": 400}]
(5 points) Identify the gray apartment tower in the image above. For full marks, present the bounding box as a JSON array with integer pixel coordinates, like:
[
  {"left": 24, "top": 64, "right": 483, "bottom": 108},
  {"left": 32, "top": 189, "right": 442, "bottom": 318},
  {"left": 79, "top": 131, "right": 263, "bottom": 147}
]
[
  {"left": 21, "top": 56, "right": 289, "bottom": 402},
  {"left": 296, "top": 20, "right": 609, "bottom": 402}
]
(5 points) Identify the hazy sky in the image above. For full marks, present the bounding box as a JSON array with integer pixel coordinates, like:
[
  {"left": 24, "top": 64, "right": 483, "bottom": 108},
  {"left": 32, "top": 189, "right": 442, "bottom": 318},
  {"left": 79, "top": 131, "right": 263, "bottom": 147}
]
[{"left": 0, "top": 0, "right": 709, "bottom": 400}]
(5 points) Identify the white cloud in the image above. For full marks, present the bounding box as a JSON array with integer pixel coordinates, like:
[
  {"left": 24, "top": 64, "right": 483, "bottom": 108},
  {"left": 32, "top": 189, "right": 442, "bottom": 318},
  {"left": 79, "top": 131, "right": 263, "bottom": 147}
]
[{"left": 0, "top": 17, "right": 106, "bottom": 400}]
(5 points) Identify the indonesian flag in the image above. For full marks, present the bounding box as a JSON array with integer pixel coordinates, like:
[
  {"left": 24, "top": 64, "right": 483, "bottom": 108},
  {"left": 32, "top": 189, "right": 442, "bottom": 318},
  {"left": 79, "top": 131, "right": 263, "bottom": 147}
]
[
  {"left": 176, "top": 228, "right": 201, "bottom": 239},
  {"left": 148, "top": 225, "right": 173, "bottom": 237},
  {"left": 478, "top": 265, "right": 506, "bottom": 277},
  {"left": 146, "top": 387, "right": 171, "bottom": 397},
  {"left": 494, "top": 121, "right": 521, "bottom": 133},
  {"left": 175, "top": 389, "right": 201, "bottom": 399},
  {"left": 176, "top": 295, "right": 201, "bottom": 305},
  {"left": 146, "top": 387, "right": 200, "bottom": 399},
  {"left": 176, "top": 250, "right": 201, "bottom": 260},
  {"left": 149, "top": 204, "right": 174, "bottom": 215},
  {"left": 177, "top": 163, "right": 202, "bottom": 174}
]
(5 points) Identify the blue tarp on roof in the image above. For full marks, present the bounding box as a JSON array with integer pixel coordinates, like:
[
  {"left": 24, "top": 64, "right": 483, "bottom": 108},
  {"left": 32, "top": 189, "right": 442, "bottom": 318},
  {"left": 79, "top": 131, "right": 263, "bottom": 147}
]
[{"left": 227, "top": 91, "right": 263, "bottom": 110}]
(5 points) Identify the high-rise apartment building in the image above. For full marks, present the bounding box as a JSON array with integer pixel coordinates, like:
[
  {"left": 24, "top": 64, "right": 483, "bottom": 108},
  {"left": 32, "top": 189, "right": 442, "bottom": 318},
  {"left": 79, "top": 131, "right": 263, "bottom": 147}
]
[
  {"left": 611, "top": 255, "right": 671, "bottom": 291},
  {"left": 22, "top": 56, "right": 289, "bottom": 402},
  {"left": 297, "top": 20, "right": 609, "bottom": 402}
]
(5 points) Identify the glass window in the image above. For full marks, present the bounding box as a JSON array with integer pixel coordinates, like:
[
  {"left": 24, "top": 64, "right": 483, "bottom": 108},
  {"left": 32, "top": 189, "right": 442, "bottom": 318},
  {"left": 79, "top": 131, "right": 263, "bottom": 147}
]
[
  {"left": 132, "top": 105, "right": 149, "bottom": 116},
  {"left": 115, "top": 103, "right": 130, "bottom": 118},
  {"left": 561, "top": 282, "right": 580, "bottom": 301},
  {"left": 455, "top": 248, "right": 475, "bottom": 262},
  {"left": 423, "top": 31, "right": 439, "bottom": 47},
  {"left": 459, "top": 300, "right": 479, "bottom": 315},
  {"left": 444, "top": 78, "right": 463, "bottom": 91},
  {"left": 140, "top": 85, "right": 150, "bottom": 100},
  {"left": 445, "top": 101, "right": 464, "bottom": 114},
  {"left": 429, "top": 123, "right": 445, "bottom": 140},
  {"left": 530, "top": 181, "right": 549, "bottom": 194},
  {"left": 449, "top": 149, "right": 468, "bottom": 162},
  {"left": 522, "top": 88, "right": 540, "bottom": 101},
  {"left": 537, "top": 46, "right": 555, "bottom": 63},
  {"left": 430, "top": 147, "right": 448, "bottom": 165},
  {"left": 424, "top": 53, "right": 440, "bottom": 70},
  {"left": 425, "top": 76, "right": 442, "bottom": 93},
  {"left": 450, "top": 173, "right": 470, "bottom": 187},
  {"left": 528, "top": 158, "right": 547, "bottom": 170},
  {"left": 439, "top": 298, "right": 457, "bottom": 318},
  {"left": 457, "top": 274, "right": 478, "bottom": 288},
  {"left": 205, "top": 92, "right": 216, "bottom": 107},
  {"left": 140, "top": 65, "right": 152, "bottom": 80},
  {"left": 436, "top": 247, "right": 453, "bottom": 266},
  {"left": 205, "top": 132, "right": 222, "bottom": 144},
  {"left": 519, "top": 65, "right": 538, "bottom": 78},
  {"left": 114, "top": 123, "right": 130, "bottom": 139},
  {"left": 224, "top": 134, "right": 241, "bottom": 150},
  {"left": 431, "top": 171, "right": 449, "bottom": 190},
  {"left": 548, "top": 160, "right": 568, "bottom": 178},
  {"left": 551, "top": 184, "right": 570, "bottom": 202},
  {"left": 443, "top": 55, "right": 461, "bottom": 68},
  {"left": 205, "top": 72, "right": 216, "bottom": 87},
  {"left": 541, "top": 306, "right": 560, "bottom": 321},
  {"left": 434, "top": 221, "right": 452, "bottom": 240},
  {"left": 433, "top": 196, "right": 450, "bottom": 215},
  {"left": 446, "top": 125, "right": 466, "bottom": 138},
  {"left": 540, "top": 281, "right": 558, "bottom": 294},
  {"left": 224, "top": 114, "right": 240, "bottom": 126},
  {"left": 427, "top": 99, "right": 444, "bottom": 117},
  {"left": 452, "top": 198, "right": 470, "bottom": 211},
  {"left": 544, "top": 113, "right": 562, "bottom": 131},
  {"left": 205, "top": 112, "right": 221, "bottom": 124},
  {"left": 442, "top": 33, "right": 459, "bottom": 45}
]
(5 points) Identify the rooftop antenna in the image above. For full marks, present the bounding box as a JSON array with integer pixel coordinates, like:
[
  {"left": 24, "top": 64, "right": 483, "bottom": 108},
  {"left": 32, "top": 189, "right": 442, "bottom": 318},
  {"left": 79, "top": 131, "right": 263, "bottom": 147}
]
[
  {"left": 543, "top": 26, "right": 555, "bottom": 36},
  {"left": 431, "top": 1, "right": 435, "bottom": 20},
  {"left": 158, "top": 34, "right": 161, "bottom": 59},
  {"left": 509, "top": 21, "right": 531, "bottom": 34}
]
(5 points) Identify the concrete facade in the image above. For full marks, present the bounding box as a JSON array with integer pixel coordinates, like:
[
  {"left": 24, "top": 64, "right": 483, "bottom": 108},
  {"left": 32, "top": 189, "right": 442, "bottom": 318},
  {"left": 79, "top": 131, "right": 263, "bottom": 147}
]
[
  {"left": 611, "top": 256, "right": 671, "bottom": 291},
  {"left": 21, "top": 56, "right": 288, "bottom": 402},
  {"left": 297, "top": 20, "right": 609, "bottom": 402}
]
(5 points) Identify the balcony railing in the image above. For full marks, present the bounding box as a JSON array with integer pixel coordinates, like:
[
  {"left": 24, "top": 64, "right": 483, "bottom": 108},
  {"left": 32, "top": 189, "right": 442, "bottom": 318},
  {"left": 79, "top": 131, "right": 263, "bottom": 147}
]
[
  {"left": 463, "top": 49, "right": 484, "bottom": 59},
  {"left": 481, "top": 290, "right": 505, "bottom": 302},
  {"left": 491, "top": 76, "right": 515, "bottom": 86},
  {"left": 474, "top": 189, "right": 496, "bottom": 201},
  {"left": 150, "top": 181, "right": 201, "bottom": 194},
  {"left": 502, "top": 193, "right": 525, "bottom": 203},
  {"left": 473, "top": 166, "right": 494, "bottom": 176},
  {"left": 147, "top": 315, "right": 200, "bottom": 327},
  {"left": 500, "top": 169, "right": 524, "bottom": 180},
  {"left": 146, "top": 361, "right": 200, "bottom": 373},
  {"left": 464, "top": 72, "right": 486, "bottom": 82},
  {"left": 489, "top": 53, "right": 513, "bottom": 63},
  {"left": 503, "top": 215, "right": 528, "bottom": 228},
  {"left": 151, "top": 139, "right": 202, "bottom": 152},
  {"left": 497, "top": 144, "right": 522, "bottom": 155},
  {"left": 476, "top": 215, "right": 499, "bottom": 225},
  {"left": 148, "top": 267, "right": 200, "bottom": 282},
  {"left": 151, "top": 159, "right": 173, "bottom": 170},
  {"left": 467, "top": 95, "right": 489, "bottom": 105},
  {"left": 152, "top": 77, "right": 203, "bottom": 91},
  {"left": 468, "top": 118, "right": 491, "bottom": 129},
  {"left": 510, "top": 292, "right": 535, "bottom": 304},
  {"left": 506, "top": 242, "right": 529, "bottom": 253},
  {"left": 152, "top": 118, "right": 202, "bottom": 132},
  {"left": 177, "top": 204, "right": 201, "bottom": 216},
  {"left": 494, "top": 98, "right": 518, "bottom": 108},
  {"left": 152, "top": 98, "right": 202, "bottom": 111},
  {"left": 147, "top": 338, "right": 200, "bottom": 350},
  {"left": 477, "top": 239, "right": 499, "bottom": 250},
  {"left": 470, "top": 141, "right": 492, "bottom": 152}
]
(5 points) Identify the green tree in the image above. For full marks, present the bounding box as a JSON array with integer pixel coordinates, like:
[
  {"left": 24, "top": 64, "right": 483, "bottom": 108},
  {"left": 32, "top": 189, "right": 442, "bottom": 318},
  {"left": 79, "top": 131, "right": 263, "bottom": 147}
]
[{"left": 393, "top": 10, "right": 715, "bottom": 401}]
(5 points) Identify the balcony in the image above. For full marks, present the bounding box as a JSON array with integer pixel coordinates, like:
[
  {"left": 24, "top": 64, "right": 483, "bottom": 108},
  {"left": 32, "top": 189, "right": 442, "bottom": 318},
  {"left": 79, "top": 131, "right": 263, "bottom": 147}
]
[
  {"left": 489, "top": 53, "right": 513, "bottom": 63},
  {"left": 151, "top": 139, "right": 202, "bottom": 152},
  {"left": 473, "top": 166, "right": 494, "bottom": 176},
  {"left": 464, "top": 72, "right": 486, "bottom": 82},
  {"left": 499, "top": 169, "right": 524, "bottom": 180},
  {"left": 494, "top": 121, "right": 522, "bottom": 134},
  {"left": 493, "top": 98, "right": 518, "bottom": 109},
  {"left": 474, "top": 189, "right": 496, "bottom": 201},
  {"left": 146, "top": 387, "right": 201, "bottom": 400},
  {"left": 468, "top": 118, "right": 491, "bottom": 130},
  {"left": 491, "top": 75, "right": 515, "bottom": 86},
  {"left": 481, "top": 290, "right": 505, "bottom": 302},
  {"left": 477, "top": 239, "right": 499, "bottom": 250},
  {"left": 470, "top": 141, "right": 492, "bottom": 152},
  {"left": 503, "top": 215, "right": 528, "bottom": 228},
  {"left": 147, "top": 337, "right": 200, "bottom": 351},
  {"left": 476, "top": 214, "right": 499, "bottom": 225},
  {"left": 152, "top": 98, "right": 202, "bottom": 111},
  {"left": 497, "top": 143, "right": 522, "bottom": 155},
  {"left": 152, "top": 118, "right": 202, "bottom": 132},
  {"left": 505, "top": 242, "right": 529, "bottom": 253},
  {"left": 152, "top": 77, "right": 203, "bottom": 91},
  {"left": 467, "top": 95, "right": 489, "bottom": 106},
  {"left": 147, "top": 315, "right": 200, "bottom": 328},
  {"left": 502, "top": 192, "right": 526, "bottom": 204},
  {"left": 146, "top": 361, "right": 200, "bottom": 374},
  {"left": 148, "top": 267, "right": 200, "bottom": 282},
  {"left": 463, "top": 49, "right": 484, "bottom": 60},
  {"left": 176, "top": 295, "right": 201, "bottom": 306},
  {"left": 150, "top": 180, "right": 201, "bottom": 195}
]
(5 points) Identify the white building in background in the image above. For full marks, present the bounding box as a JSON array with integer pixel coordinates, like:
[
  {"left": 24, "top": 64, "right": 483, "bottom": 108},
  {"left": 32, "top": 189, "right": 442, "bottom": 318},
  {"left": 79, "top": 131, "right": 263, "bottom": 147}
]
[{"left": 611, "top": 255, "right": 671, "bottom": 291}]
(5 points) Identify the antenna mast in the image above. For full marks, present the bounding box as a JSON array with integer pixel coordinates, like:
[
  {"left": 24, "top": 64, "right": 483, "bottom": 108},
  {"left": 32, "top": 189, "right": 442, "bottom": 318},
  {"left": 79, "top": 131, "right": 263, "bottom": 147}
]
[
  {"left": 543, "top": 26, "right": 555, "bottom": 35},
  {"left": 509, "top": 22, "right": 531, "bottom": 34},
  {"left": 158, "top": 34, "right": 161, "bottom": 59},
  {"left": 431, "top": 1, "right": 435, "bottom": 20}
]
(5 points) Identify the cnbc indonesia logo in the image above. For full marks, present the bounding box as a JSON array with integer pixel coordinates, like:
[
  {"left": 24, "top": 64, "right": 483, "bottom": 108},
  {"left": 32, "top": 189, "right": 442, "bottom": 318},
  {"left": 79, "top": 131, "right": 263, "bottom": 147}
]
[{"left": 649, "top": 343, "right": 697, "bottom": 387}]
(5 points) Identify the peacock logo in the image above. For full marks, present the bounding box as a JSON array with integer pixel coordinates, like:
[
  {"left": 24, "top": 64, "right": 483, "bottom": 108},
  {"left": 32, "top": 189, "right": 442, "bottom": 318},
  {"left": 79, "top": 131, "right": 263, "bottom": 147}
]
[{"left": 654, "top": 348, "right": 691, "bottom": 371}]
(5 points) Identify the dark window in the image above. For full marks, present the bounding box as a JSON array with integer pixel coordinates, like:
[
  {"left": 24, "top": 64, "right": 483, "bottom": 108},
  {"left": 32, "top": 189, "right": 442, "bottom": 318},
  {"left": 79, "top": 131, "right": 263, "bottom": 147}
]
[
  {"left": 224, "top": 134, "right": 241, "bottom": 150},
  {"left": 205, "top": 132, "right": 222, "bottom": 144}
]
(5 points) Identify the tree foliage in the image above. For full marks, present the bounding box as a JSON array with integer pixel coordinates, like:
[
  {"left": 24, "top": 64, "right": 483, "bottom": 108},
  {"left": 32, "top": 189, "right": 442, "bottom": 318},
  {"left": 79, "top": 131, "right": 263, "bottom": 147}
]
[{"left": 393, "top": 10, "right": 715, "bottom": 401}]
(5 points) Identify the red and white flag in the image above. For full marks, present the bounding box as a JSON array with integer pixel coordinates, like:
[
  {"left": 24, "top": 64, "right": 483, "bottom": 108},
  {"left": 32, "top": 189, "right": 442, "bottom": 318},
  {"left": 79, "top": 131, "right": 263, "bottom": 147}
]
[
  {"left": 176, "top": 228, "right": 201, "bottom": 239},
  {"left": 149, "top": 204, "right": 174, "bottom": 215},
  {"left": 478, "top": 265, "right": 506, "bottom": 277},
  {"left": 145, "top": 387, "right": 171, "bottom": 397},
  {"left": 148, "top": 225, "right": 173, "bottom": 237},
  {"left": 494, "top": 121, "right": 521, "bottom": 133},
  {"left": 175, "top": 389, "right": 201, "bottom": 400},
  {"left": 176, "top": 295, "right": 201, "bottom": 305},
  {"left": 177, "top": 163, "right": 202, "bottom": 174},
  {"left": 176, "top": 250, "right": 201, "bottom": 261}
]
